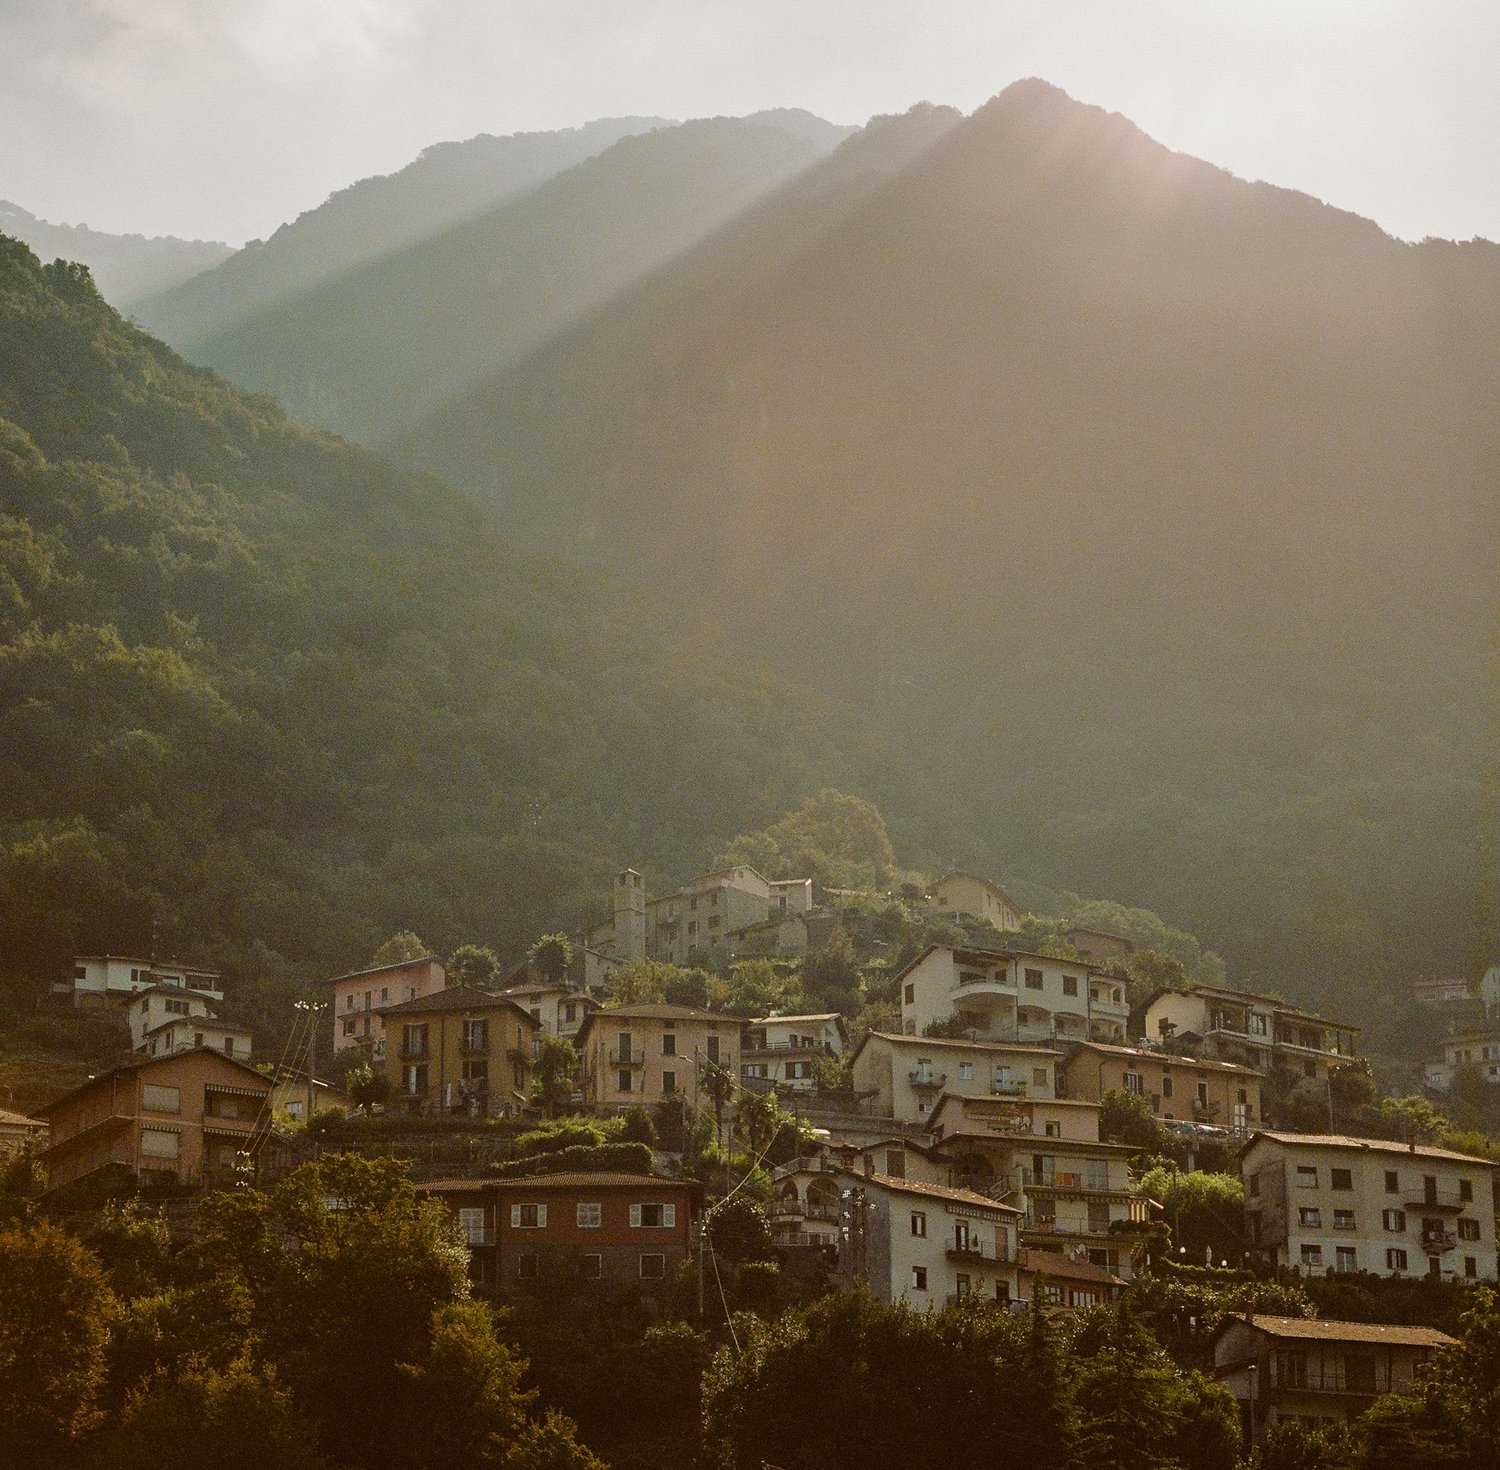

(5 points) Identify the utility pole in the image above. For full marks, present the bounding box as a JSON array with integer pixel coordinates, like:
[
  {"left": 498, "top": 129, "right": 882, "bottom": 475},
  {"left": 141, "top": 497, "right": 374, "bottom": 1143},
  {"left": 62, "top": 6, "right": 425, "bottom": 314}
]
[{"left": 294, "top": 999, "right": 327, "bottom": 1124}]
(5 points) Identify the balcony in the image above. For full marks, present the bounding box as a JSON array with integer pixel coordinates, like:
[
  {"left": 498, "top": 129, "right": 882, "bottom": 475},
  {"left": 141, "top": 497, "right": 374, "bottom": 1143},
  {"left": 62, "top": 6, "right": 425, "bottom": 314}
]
[
  {"left": 398, "top": 1045, "right": 428, "bottom": 1061},
  {"left": 1405, "top": 1191, "right": 1470, "bottom": 1215},
  {"left": 946, "top": 1242, "right": 1009, "bottom": 1264},
  {"left": 743, "top": 1040, "right": 834, "bottom": 1056},
  {"left": 908, "top": 1071, "right": 947, "bottom": 1091},
  {"left": 1421, "top": 1229, "right": 1458, "bottom": 1252},
  {"left": 459, "top": 1227, "right": 497, "bottom": 1248},
  {"left": 609, "top": 1049, "right": 645, "bottom": 1067}
]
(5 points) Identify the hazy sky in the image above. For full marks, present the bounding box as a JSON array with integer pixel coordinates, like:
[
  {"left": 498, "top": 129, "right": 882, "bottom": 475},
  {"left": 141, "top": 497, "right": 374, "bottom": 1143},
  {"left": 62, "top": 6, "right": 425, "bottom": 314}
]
[{"left": 1, "top": 1, "right": 1495, "bottom": 246}]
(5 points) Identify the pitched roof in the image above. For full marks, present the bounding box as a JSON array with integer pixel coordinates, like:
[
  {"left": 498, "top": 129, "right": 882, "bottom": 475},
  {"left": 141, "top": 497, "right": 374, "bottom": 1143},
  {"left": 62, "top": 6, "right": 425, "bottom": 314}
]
[
  {"left": 142, "top": 1016, "right": 252, "bottom": 1038},
  {"left": 585, "top": 1003, "right": 727, "bottom": 1023},
  {"left": 126, "top": 982, "right": 219, "bottom": 1003},
  {"left": 1063, "top": 1040, "right": 1264, "bottom": 1077},
  {"left": 1151, "top": 984, "right": 1360, "bottom": 1033},
  {"left": 36, "top": 1047, "right": 273, "bottom": 1116},
  {"left": 1241, "top": 1131, "right": 1499, "bottom": 1168},
  {"left": 75, "top": 954, "right": 220, "bottom": 976},
  {"left": 753, "top": 1013, "right": 845, "bottom": 1025},
  {"left": 1017, "top": 1248, "right": 1127, "bottom": 1286},
  {"left": 855, "top": 1030, "right": 1062, "bottom": 1059},
  {"left": 860, "top": 1171, "right": 1021, "bottom": 1213},
  {"left": 889, "top": 943, "right": 1107, "bottom": 988},
  {"left": 932, "top": 872, "right": 1022, "bottom": 911},
  {"left": 323, "top": 954, "right": 443, "bottom": 986},
  {"left": 1221, "top": 1314, "right": 1456, "bottom": 1348},
  {"left": 416, "top": 1172, "right": 701, "bottom": 1193},
  {"left": 375, "top": 985, "right": 538, "bottom": 1020},
  {"left": 0, "top": 1107, "right": 45, "bottom": 1128}
]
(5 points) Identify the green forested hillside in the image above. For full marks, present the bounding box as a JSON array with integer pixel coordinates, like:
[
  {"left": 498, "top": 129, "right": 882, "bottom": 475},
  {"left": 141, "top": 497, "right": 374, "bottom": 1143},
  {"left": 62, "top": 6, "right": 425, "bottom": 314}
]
[
  {"left": 399, "top": 81, "right": 1500, "bottom": 998},
  {"left": 0, "top": 235, "right": 954, "bottom": 1010},
  {"left": 132, "top": 115, "right": 670, "bottom": 350},
  {"left": 139, "top": 113, "right": 855, "bottom": 446}
]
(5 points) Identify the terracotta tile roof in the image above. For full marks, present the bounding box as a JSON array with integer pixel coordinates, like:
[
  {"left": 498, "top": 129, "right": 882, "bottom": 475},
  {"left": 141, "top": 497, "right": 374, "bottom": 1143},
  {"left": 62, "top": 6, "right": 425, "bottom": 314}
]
[
  {"left": 1226, "top": 1314, "right": 1456, "bottom": 1348},
  {"left": 1064, "top": 1040, "right": 1263, "bottom": 1076},
  {"left": 36, "top": 1048, "right": 272, "bottom": 1116},
  {"left": 752, "top": 1013, "right": 844, "bottom": 1025},
  {"left": 0, "top": 1108, "right": 45, "bottom": 1128},
  {"left": 862, "top": 1171, "right": 1021, "bottom": 1213},
  {"left": 323, "top": 955, "right": 442, "bottom": 986},
  {"left": 588, "top": 1003, "right": 728, "bottom": 1021},
  {"left": 1243, "top": 1131, "right": 1499, "bottom": 1167},
  {"left": 375, "top": 985, "right": 536, "bottom": 1018},
  {"left": 1017, "top": 1248, "right": 1126, "bottom": 1286}
]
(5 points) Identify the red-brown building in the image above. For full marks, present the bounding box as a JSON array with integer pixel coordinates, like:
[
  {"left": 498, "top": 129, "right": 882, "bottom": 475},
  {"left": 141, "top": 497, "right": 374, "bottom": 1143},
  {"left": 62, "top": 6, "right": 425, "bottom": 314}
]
[
  {"left": 419, "top": 1171, "right": 703, "bottom": 1300},
  {"left": 38, "top": 1047, "right": 273, "bottom": 1194}
]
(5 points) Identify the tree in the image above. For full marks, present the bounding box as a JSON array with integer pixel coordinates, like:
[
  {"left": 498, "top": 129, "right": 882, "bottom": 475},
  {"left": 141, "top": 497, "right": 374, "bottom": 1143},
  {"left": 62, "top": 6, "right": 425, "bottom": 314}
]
[
  {"left": 725, "top": 959, "right": 799, "bottom": 1015},
  {"left": 1134, "top": 1165, "right": 1247, "bottom": 1263},
  {"left": 0, "top": 1219, "right": 114, "bottom": 1467},
  {"left": 620, "top": 1106, "right": 656, "bottom": 1147},
  {"left": 1376, "top": 1094, "right": 1450, "bottom": 1145},
  {"left": 733, "top": 1088, "right": 785, "bottom": 1159},
  {"left": 370, "top": 930, "right": 428, "bottom": 967},
  {"left": 100, "top": 1356, "right": 328, "bottom": 1470},
  {"left": 1098, "top": 1087, "right": 1170, "bottom": 1155},
  {"left": 799, "top": 926, "right": 862, "bottom": 1013},
  {"left": 533, "top": 1036, "right": 579, "bottom": 1118},
  {"left": 606, "top": 960, "right": 671, "bottom": 1006},
  {"left": 527, "top": 934, "right": 574, "bottom": 986},
  {"left": 449, "top": 943, "right": 501, "bottom": 988},
  {"left": 0, "top": 1140, "right": 45, "bottom": 1223},
  {"left": 717, "top": 789, "right": 898, "bottom": 890},
  {"left": 700, "top": 1061, "right": 736, "bottom": 1151},
  {"left": 703, "top": 1195, "right": 776, "bottom": 1263},
  {"left": 346, "top": 1060, "right": 390, "bottom": 1115}
]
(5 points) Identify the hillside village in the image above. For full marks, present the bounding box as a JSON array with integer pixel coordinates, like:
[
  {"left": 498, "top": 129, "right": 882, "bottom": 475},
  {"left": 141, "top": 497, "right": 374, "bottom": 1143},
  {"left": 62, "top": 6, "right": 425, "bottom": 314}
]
[{"left": 8, "top": 800, "right": 1500, "bottom": 1463}]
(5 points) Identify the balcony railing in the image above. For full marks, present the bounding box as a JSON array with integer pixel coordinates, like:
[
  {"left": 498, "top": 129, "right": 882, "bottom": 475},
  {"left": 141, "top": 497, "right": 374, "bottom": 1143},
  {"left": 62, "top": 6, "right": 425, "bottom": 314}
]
[
  {"left": 1405, "top": 1190, "right": 1470, "bottom": 1215},
  {"left": 743, "top": 1040, "right": 834, "bottom": 1055},
  {"left": 909, "top": 1071, "right": 947, "bottom": 1090},
  {"left": 1422, "top": 1229, "right": 1458, "bottom": 1251},
  {"left": 1274, "top": 1367, "right": 1386, "bottom": 1395},
  {"left": 946, "top": 1242, "right": 1009, "bottom": 1263},
  {"left": 608, "top": 1049, "right": 645, "bottom": 1067}
]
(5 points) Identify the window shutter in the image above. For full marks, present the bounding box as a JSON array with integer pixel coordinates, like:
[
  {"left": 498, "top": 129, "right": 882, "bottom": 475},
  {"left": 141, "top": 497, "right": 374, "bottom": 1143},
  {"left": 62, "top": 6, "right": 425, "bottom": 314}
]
[
  {"left": 663, "top": 1203, "right": 676, "bottom": 1227},
  {"left": 537, "top": 1204, "right": 547, "bottom": 1227},
  {"left": 510, "top": 1204, "right": 521, "bottom": 1227},
  {"left": 629, "top": 1204, "right": 642, "bottom": 1227}
]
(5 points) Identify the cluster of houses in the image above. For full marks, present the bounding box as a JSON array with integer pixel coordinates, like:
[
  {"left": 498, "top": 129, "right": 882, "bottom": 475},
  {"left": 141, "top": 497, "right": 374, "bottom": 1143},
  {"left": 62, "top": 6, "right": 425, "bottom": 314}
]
[{"left": 11, "top": 866, "right": 1500, "bottom": 1451}]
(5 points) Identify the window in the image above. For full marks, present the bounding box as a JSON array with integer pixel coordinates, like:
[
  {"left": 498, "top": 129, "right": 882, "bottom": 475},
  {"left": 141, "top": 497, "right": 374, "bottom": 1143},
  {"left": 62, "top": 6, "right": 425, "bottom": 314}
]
[
  {"left": 1383, "top": 1209, "right": 1406, "bottom": 1231},
  {"left": 958, "top": 1063, "right": 973, "bottom": 1080},
  {"left": 1299, "top": 1244, "right": 1322, "bottom": 1267},
  {"left": 165, "top": 997, "right": 188, "bottom": 1016},
  {"left": 663, "top": 1033, "right": 676, "bottom": 1056},
  {"left": 1248, "top": 1174, "right": 1261, "bottom": 1198},
  {"left": 1276, "top": 1353, "right": 1308, "bottom": 1389},
  {"left": 662, "top": 1070, "right": 677, "bottom": 1094},
  {"left": 707, "top": 915, "right": 721, "bottom": 930},
  {"left": 1299, "top": 1208, "right": 1322, "bottom": 1228},
  {"left": 1387, "top": 1248, "right": 1409, "bottom": 1271},
  {"left": 706, "top": 1036, "right": 721, "bottom": 1063},
  {"left": 911, "top": 1211, "right": 927, "bottom": 1238},
  {"left": 529, "top": 1007, "right": 541, "bottom": 1023},
  {"left": 954, "top": 1272, "right": 970, "bottom": 1298},
  {"left": 639, "top": 1253, "right": 665, "bottom": 1280},
  {"left": 1033, "top": 1068, "right": 1047, "bottom": 1087},
  {"left": 577, "top": 1203, "right": 602, "bottom": 1229},
  {"left": 1045, "top": 1121, "right": 1061, "bottom": 1138},
  {"left": 1024, "top": 968, "right": 1044, "bottom": 990},
  {"left": 580, "top": 1253, "right": 602, "bottom": 1279},
  {"left": 462, "top": 1018, "right": 487, "bottom": 1050},
  {"left": 1460, "top": 1179, "right": 1474, "bottom": 1202},
  {"left": 1336, "top": 1246, "right": 1357, "bottom": 1273},
  {"left": 1063, "top": 976, "right": 1078, "bottom": 997},
  {"left": 630, "top": 1203, "right": 676, "bottom": 1228},
  {"left": 910, "top": 1266, "right": 928, "bottom": 1291},
  {"left": 1196, "top": 1082, "right": 1209, "bottom": 1107},
  {"left": 1123, "top": 1072, "right": 1143, "bottom": 1095},
  {"left": 1039, "top": 1282, "right": 1064, "bottom": 1306},
  {"left": 517, "top": 1253, "right": 538, "bottom": 1281},
  {"left": 141, "top": 1084, "right": 180, "bottom": 1114},
  {"left": 617, "top": 1031, "right": 635, "bottom": 1062},
  {"left": 1070, "top": 1289, "right": 1099, "bottom": 1309},
  {"left": 462, "top": 1059, "right": 488, "bottom": 1087},
  {"left": 140, "top": 1128, "right": 180, "bottom": 1160},
  {"left": 1161, "top": 1076, "right": 1174, "bottom": 1099},
  {"left": 342, "top": 1018, "right": 355, "bottom": 1036},
  {"left": 380, "top": 986, "right": 389, "bottom": 1001},
  {"left": 563, "top": 1002, "right": 577, "bottom": 1023},
  {"left": 904, "top": 983, "right": 915, "bottom": 1006},
  {"left": 1466, "top": 1257, "right": 1478, "bottom": 1278},
  {"left": 617, "top": 1070, "right": 632, "bottom": 1093},
  {"left": 1295, "top": 1166, "right": 1318, "bottom": 1187},
  {"left": 402, "top": 1023, "right": 428, "bottom": 1056},
  {"left": 1331, "top": 1168, "right": 1353, "bottom": 1191},
  {"left": 458, "top": 1207, "right": 486, "bottom": 1245},
  {"left": 1331, "top": 1205, "right": 1357, "bottom": 1233},
  {"left": 1385, "top": 1170, "right": 1400, "bottom": 1193},
  {"left": 511, "top": 1203, "right": 547, "bottom": 1228},
  {"left": 402, "top": 1063, "right": 428, "bottom": 1094},
  {"left": 1458, "top": 1218, "right": 1480, "bottom": 1241}
]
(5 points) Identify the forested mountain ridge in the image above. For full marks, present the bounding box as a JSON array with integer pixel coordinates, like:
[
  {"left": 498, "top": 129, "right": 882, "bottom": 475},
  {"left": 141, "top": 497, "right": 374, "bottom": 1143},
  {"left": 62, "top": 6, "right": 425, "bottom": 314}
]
[
  {"left": 0, "top": 199, "right": 231, "bottom": 306},
  {"left": 398, "top": 79, "right": 1500, "bottom": 996},
  {"left": 135, "top": 112, "right": 856, "bottom": 446},
  {"left": 131, "top": 115, "right": 672, "bottom": 352},
  {"left": 0, "top": 235, "right": 955, "bottom": 1015}
]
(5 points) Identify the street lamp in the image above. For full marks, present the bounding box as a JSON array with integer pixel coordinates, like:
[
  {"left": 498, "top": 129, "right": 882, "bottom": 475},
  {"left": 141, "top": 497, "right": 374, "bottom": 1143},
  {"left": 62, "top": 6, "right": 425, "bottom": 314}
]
[{"left": 293, "top": 999, "right": 327, "bottom": 1123}]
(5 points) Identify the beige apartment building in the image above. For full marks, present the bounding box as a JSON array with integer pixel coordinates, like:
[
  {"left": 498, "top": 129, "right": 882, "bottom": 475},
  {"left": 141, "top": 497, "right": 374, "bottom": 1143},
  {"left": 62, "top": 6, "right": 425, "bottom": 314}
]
[
  {"left": 1139, "top": 985, "right": 1360, "bottom": 1085},
  {"left": 499, "top": 974, "right": 600, "bottom": 1041},
  {"left": 897, "top": 944, "right": 1130, "bottom": 1048},
  {"left": 576, "top": 1003, "right": 741, "bottom": 1110},
  {"left": 1241, "top": 1131, "right": 1499, "bottom": 1282},
  {"left": 850, "top": 1031, "right": 1063, "bottom": 1123},
  {"left": 378, "top": 987, "right": 541, "bottom": 1117},
  {"left": 742, "top": 1012, "right": 848, "bottom": 1091},
  {"left": 327, "top": 954, "right": 448, "bottom": 1058},
  {"left": 927, "top": 873, "right": 1023, "bottom": 931},
  {"left": 1058, "top": 1040, "right": 1262, "bottom": 1133},
  {"left": 67, "top": 954, "right": 223, "bottom": 1010}
]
